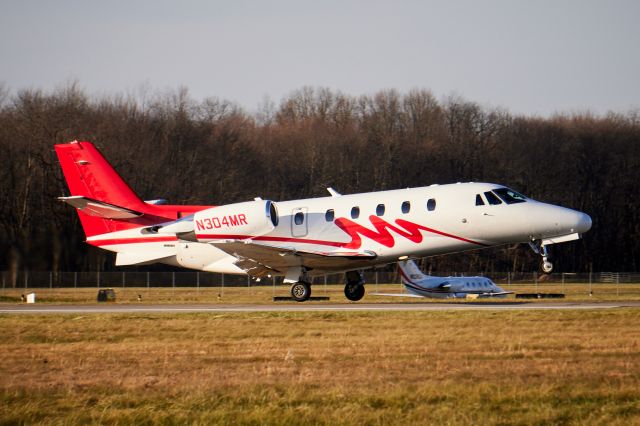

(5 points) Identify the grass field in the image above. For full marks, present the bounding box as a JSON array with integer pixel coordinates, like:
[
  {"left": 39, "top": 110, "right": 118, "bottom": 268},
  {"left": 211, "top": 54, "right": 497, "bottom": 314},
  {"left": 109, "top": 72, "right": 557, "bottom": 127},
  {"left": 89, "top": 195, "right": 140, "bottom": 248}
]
[
  {"left": 1, "top": 282, "right": 640, "bottom": 304},
  {"left": 1, "top": 309, "right": 640, "bottom": 424}
]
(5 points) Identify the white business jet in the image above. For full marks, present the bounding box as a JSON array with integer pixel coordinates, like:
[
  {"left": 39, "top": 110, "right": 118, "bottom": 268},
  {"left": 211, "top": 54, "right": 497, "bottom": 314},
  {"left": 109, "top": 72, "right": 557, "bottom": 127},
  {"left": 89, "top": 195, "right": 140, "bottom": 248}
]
[
  {"left": 380, "top": 259, "right": 512, "bottom": 299},
  {"left": 55, "top": 141, "right": 592, "bottom": 302}
]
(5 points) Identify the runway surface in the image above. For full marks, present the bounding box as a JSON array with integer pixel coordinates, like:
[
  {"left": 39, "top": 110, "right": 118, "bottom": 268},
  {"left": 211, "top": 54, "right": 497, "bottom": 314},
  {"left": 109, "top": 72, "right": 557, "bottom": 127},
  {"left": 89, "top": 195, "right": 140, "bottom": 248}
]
[{"left": 2, "top": 301, "right": 640, "bottom": 314}]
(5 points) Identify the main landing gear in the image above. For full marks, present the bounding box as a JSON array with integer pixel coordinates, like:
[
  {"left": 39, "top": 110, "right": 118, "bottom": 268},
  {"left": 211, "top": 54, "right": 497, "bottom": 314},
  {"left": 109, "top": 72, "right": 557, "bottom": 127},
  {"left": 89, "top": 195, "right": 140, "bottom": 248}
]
[
  {"left": 344, "top": 270, "right": 366, "bottom": 301},
  {"left": 290, "top": 281, "right": 312, "bottom": 302},
  {"left": 529, "top": 240, "right": 553, "bottom": 273},
  {"left": 286, "top": 267, "right": 313, "bottom": 302},
  {"left": 287, "top": 269, "right": 366, "bottom": 302}
]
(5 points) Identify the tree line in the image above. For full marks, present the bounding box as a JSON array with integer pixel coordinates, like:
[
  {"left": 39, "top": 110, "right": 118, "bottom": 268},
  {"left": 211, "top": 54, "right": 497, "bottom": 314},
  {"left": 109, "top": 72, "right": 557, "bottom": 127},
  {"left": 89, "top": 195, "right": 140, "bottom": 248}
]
[{"left": 1, "top": 84, "right": 639, "bottom": 277}]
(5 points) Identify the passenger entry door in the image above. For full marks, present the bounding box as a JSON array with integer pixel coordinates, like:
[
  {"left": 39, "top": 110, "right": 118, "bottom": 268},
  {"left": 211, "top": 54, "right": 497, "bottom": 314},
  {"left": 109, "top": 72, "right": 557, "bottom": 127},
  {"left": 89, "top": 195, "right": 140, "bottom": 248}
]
[{"left": 291, "top": 207, "right": 308, "bottom": 237}]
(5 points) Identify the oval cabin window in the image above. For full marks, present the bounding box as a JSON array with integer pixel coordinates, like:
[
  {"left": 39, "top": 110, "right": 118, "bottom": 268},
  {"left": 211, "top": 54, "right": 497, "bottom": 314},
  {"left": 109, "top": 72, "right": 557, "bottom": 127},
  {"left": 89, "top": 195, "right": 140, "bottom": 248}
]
[
  {"left": 325, "top": 209, "right": 335, "bottom": 222},
  {"left": 351, "top": 206, "right": 360, "bottom": 219}
]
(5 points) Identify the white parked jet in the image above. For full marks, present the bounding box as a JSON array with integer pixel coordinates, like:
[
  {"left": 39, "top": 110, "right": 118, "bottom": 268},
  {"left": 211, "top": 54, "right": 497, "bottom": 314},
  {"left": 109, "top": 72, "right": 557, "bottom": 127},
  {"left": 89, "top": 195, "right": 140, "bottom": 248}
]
[
  {"left": 55, "top": 141, "right": 592, "bottom": 302},
  {"left": 385, "top": 259, "right": 512, "bottom": 299}
]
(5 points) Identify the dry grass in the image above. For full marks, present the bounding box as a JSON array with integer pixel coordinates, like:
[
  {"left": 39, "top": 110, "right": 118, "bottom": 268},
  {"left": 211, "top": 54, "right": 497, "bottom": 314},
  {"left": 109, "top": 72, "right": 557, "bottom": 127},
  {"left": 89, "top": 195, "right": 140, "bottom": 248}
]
[
  {"left": 1, "top": 282, "right": 640, "bottom": 304},
  {"left": 1, "top": 309, "right": 640, "bottom": 424}
]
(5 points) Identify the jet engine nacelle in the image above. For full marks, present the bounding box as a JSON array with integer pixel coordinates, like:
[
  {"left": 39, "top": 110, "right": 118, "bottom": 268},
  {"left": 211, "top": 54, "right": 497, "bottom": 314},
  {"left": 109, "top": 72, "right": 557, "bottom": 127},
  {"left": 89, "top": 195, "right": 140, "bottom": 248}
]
[{"left": 192, "top": 200, "right": 278, "bottom": 241}]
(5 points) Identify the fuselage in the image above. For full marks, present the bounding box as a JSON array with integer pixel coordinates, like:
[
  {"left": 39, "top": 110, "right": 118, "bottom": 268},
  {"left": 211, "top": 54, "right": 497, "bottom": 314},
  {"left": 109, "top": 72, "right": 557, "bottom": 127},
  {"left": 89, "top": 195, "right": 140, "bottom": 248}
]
[{"left": 90, "top": 182, "right": 592, "bottom": 276}]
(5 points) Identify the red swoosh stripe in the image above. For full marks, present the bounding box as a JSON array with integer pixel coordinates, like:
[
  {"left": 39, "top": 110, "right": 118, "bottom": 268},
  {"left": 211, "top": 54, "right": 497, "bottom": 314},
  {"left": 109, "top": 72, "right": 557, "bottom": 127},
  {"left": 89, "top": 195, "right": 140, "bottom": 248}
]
[
  {"left": 334, "top": 216, "right": 487, "bottom": 249},
  {"left": 89, "top": 217, "right": 487, "bottom": 250}
]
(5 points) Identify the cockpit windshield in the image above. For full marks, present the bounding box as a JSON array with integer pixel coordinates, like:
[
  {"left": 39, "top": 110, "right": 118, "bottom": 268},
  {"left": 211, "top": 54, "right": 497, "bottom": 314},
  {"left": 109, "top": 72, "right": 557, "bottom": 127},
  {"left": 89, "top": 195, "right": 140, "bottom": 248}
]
[{"left": 492, "top": 187, "right": 527, "bottom": 204}]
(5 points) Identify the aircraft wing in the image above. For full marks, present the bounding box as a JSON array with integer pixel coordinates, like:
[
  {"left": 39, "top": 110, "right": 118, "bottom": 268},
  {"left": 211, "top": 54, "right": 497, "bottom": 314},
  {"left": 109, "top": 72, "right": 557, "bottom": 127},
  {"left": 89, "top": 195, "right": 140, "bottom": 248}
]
[
  {"left": 478, "top": 291, "right": 514, "bottom": 297},
  {"left": 209, "top": 240, "right": 377, "bottom": 277},
  {"left": 59, "top": 196, "right": 143, "bottom": 219}
]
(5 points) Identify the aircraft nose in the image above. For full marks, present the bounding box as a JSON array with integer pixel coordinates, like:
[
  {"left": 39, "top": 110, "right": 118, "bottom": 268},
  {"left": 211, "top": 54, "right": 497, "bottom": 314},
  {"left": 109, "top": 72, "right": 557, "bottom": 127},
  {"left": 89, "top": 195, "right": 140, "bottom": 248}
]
[
  {"left": 575, "top": 212, "right": 592, "bottom": 234},
  {"left": 530, "top": 204, "right": 592, "bottom": 240},
  {"left": 561, "top": 209, "right": 592, "bottom": 234}
]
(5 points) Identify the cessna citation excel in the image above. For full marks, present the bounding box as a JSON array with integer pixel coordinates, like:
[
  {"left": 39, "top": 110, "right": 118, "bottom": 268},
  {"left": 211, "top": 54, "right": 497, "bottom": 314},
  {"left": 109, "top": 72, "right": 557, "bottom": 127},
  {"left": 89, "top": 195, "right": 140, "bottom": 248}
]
[
  {"left": 55, "top": 141, "right": 592, "bottom": 302},
  {"left": 389, "top": 259, "right": 512, "bottom": 299}
]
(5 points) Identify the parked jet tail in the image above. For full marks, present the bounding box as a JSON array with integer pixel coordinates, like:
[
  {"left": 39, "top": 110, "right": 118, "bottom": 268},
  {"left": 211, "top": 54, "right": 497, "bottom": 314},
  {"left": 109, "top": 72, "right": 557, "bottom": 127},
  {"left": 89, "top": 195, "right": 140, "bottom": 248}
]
[
  {"left": 55, "top": 141, "right": 209, "bottom": 239},
  {"left": 398, "top": 259, "right": 429, "bottom": 281}
]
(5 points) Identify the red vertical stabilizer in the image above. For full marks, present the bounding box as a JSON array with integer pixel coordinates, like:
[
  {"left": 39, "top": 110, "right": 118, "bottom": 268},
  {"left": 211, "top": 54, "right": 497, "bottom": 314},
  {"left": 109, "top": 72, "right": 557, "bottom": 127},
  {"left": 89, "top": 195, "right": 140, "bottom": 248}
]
[
  {"left": 55, "top": 141, "right": 149, "bottom": 237},
  {"left": 55, "top": 141, "right": 212, "bottom": 240}
]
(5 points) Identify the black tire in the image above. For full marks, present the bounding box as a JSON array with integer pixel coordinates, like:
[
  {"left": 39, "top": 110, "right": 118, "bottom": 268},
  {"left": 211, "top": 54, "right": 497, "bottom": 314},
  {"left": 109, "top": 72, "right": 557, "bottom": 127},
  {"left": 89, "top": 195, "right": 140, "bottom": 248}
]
[
  {"left": 344, "top": 283, "right": 365, "bottom": 301},
  {"left": 291, "top": 281, "right": 311, "bottom": 302}
]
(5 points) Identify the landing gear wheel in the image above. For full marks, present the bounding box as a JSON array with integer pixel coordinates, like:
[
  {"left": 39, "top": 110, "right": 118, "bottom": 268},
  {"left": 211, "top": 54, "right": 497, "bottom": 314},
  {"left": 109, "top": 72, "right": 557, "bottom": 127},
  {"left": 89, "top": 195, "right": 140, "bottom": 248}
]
[
  {"left": 344, "top": 283, "right": 365, "bottom": 301},
  {"left": 291, "top": 281, "right": 311, "bottom": 302},
  {"left": 530, "top": 240, "right": 554, "bottom": 274}
]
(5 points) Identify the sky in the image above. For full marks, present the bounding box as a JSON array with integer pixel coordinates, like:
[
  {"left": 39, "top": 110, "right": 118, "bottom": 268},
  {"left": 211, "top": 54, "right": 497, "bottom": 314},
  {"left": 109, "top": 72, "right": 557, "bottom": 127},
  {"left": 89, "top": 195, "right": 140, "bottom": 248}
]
[{"left": 1, "top": 0, "right": 639, "bottom": 116}]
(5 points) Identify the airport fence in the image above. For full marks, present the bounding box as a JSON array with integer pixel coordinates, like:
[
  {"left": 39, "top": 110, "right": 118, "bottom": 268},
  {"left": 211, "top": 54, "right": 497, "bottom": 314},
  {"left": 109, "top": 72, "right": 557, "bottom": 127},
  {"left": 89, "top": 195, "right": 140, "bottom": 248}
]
[{"left": 1, "top": 270, "right": 640, "bottom": 292}]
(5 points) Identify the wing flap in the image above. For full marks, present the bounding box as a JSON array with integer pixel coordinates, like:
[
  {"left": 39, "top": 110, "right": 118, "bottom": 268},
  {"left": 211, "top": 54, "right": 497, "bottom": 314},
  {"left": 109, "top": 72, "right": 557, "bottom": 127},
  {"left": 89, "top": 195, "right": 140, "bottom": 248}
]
[{"left": 209, "top": 240, "right": 377, "bottom": 277}]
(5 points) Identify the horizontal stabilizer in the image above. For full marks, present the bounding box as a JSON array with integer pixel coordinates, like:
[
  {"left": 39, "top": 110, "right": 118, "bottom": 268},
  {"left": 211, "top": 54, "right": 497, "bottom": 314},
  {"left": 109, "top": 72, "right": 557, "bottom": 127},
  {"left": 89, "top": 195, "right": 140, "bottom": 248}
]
[{"left": 59, "top": 196, "right": 143, "bottom": 219}]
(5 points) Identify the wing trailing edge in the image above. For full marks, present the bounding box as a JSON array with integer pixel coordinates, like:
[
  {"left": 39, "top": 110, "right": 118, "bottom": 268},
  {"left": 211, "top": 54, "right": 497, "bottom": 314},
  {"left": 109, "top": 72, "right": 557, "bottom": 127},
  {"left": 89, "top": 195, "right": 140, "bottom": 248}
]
[{"left": 210, "top": 239, "right": 377, "bottom": 277}]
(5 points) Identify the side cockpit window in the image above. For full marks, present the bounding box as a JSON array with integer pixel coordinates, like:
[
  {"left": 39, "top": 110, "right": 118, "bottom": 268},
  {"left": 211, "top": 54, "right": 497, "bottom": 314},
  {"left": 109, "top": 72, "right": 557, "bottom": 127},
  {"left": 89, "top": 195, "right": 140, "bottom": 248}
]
[
  {"left": 484, "top": 191, "right": 502, "bottom": 205},
  {"left": 475, "top": 194, "right": 485, "bottom": 206}
]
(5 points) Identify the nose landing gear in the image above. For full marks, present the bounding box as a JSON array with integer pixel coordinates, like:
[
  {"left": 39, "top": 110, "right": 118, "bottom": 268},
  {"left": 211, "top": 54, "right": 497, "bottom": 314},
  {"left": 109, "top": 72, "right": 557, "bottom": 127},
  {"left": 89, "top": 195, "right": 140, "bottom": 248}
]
[
  {"left": 529, "top": 240, "right": 553, "bottom": 273},
  {"left": 541, "top": 259, "right": 554, "bottom": 274}
]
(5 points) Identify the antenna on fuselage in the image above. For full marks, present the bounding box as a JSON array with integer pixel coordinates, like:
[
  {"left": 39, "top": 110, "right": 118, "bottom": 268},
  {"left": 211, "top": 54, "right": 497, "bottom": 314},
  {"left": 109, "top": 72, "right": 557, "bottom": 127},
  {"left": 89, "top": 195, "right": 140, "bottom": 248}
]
[{"left": 327, "top": 187, "right": 341, "bottom": 197}]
